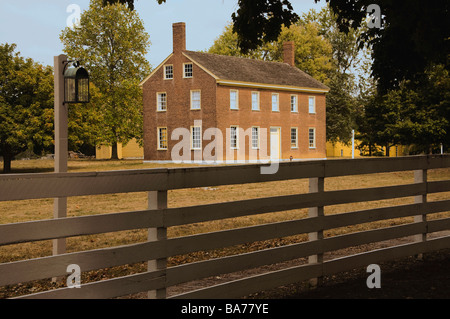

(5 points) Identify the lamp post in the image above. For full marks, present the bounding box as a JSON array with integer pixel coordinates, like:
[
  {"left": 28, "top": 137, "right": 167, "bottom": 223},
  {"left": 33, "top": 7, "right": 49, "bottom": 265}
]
[{"left": 53, "top": 55, "right": 89, "bottom": 260}]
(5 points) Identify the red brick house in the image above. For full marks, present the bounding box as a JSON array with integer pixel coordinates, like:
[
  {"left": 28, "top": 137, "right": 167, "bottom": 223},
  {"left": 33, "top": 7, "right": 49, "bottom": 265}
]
[{"left": 140, "top": 22, "right": 329, "bottom": 163}]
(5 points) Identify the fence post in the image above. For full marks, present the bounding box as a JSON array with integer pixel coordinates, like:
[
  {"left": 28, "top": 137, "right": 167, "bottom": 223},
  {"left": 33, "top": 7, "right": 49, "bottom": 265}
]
[
  {"left": 148, "top": 190, "right": 167, "bottom": 299},
  {"left": 414, "top": 168, "right": 427, "bottom": 259},
  {"left": 308, "top": 176, "right": 324, "bottom": 288}
]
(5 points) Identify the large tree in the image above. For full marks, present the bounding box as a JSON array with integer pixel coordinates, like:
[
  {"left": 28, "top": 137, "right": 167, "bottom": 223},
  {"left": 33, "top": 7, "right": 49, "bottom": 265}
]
[
  {"left": 209, "top": 5, "right": 370, "bottom": 145},
  {"left": 0, "top": 44, "right": 54, "bottom": 173},
  {"left": 230, "top": 0, "right": 450, "bottom": 92},
  {"left": 106, "top": 0, "right": 449, "bottom": 91},
  {"left": 60, "top": 0, "right": 151, "bottom": 159}
]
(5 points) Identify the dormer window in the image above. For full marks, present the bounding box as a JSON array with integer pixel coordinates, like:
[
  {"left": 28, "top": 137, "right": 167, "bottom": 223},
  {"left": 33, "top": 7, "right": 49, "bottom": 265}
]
[
  {"left": 164, "top": 65, "right": 173, "bottom": 79},
  {"left": 184, "top": 63, "right": 193, "bottom": 78}
]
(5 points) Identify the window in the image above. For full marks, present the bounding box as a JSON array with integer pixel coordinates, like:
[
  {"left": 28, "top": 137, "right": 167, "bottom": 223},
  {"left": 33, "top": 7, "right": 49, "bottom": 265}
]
[
  {"left": 164, "top": 65, "right": 173, "bottom": 79},
  {"left": 190, "top": 90, "right": 201, "bottom": 110},
  {"left": 309, "top": 128, "right": 316, "bottom": 149},
  {"left": 291, "top": 128, "right": 298, "bottom": 149},
  {"left": 184, "top": 63, "right": 193, "bottom": 78},
  {"left": 230, "top": 90, "right": 239, "bottom": 110},
  {"left": 252, "top": 92, "right": 260, "bottom": 111},
  {"left": 157, "top": 92, "right": 167, "bottom": 111},
  {"left": 230, "top": 126, "right": 238, "bottom": 149},
  {"left": 252, "top": 127, "right": 259, "bottom": 149},
  {"left": 291, "top": 95, "right": 298, "bottom": 112},
  {"left": 157, "top": 127, "right": 168, "bottom": 150},
  {"left": 309, "top": 96, "right": 316, "bottom": 114},
  {"left": 191, "top": 126, "right": 201, "bottom": 150},
  {"left": 272, "top": 93, "right": 279, "bottom": 111}
]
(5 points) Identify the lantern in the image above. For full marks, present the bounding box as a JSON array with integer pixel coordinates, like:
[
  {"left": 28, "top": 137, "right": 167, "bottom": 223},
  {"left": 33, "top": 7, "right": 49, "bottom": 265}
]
[{"left": 63, "top": 62, "right": 89, "bottom": 104}]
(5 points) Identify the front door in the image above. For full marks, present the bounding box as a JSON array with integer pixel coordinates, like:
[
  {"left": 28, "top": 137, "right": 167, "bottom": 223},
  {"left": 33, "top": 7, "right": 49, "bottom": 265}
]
[{"left": 270, "top": 127, "right": 280, "bottom": 160}]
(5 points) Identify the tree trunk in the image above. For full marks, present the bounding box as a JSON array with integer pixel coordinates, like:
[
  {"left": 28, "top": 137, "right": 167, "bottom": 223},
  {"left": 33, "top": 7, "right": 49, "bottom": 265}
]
[
  {"left": 385, "top": 145, "right": 390, "bottom": 157},
  {"left": 2, "top": 154, "right": 12, "bottom": 174},
  {"left": 111, "top": 142, "right": 119, "bottom": 160}
]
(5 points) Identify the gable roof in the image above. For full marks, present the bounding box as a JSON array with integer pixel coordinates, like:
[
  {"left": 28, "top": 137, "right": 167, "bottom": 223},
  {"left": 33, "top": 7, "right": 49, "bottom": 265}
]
[{"left": 183, "top": 50, "right": 329, "bottom": 92}]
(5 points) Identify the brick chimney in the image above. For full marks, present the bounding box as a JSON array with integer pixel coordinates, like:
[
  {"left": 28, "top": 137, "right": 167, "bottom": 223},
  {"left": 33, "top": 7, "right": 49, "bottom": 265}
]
[
  {"left": 173, "top": 22, "right": 186, "bottom": 54},
  {"left": 283, "top": 41, "right": 295, "bottom": 67}
]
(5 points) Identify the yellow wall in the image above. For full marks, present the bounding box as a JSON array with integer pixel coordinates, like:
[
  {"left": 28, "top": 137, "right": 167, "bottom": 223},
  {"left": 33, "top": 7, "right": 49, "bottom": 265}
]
[
  {"left": 96, "top": 139, "right": 144, "bottom": 159},
  {"left": 326, "top": 141, "right": 407, "bottom": 158}
]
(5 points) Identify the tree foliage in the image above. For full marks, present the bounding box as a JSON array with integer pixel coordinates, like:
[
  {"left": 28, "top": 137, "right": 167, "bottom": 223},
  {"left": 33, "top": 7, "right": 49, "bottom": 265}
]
[
  {"left": 61, "top": 0, "right": 151, "bottom": 159},
  {"left": 0, "top": 44, "right": 54, "bottom": 173},
  {"left": 357, "top": 64, "right": 449, "bottom": 155},
  {"left": 209, "top": 5, "right": 369, "bottom": 144}
]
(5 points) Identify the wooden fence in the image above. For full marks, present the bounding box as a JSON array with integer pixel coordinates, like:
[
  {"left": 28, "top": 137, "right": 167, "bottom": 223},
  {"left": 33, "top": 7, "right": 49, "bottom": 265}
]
[{"left": 0, "top": 155, "right": 449, "bottom": 299}]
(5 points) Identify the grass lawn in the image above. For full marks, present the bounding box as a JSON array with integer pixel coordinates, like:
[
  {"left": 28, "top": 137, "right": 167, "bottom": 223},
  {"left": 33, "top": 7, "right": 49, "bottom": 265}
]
[{"left": 0, "top": 158, "right": 449, "bottom": 298}]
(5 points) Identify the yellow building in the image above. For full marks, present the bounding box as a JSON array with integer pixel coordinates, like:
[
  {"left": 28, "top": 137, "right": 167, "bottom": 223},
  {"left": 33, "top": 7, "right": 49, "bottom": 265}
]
[
  {"left": 96, "top": 139, "right": 144, "bottom": 160},
  {"left": 326, "top": 140, "right": 407, "bottom": 158}
]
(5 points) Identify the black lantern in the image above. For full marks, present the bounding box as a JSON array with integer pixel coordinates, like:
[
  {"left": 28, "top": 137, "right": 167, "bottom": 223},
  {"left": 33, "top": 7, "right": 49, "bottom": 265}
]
[{"left": 63, "top": 61, "right": 89, "bottom": 104}]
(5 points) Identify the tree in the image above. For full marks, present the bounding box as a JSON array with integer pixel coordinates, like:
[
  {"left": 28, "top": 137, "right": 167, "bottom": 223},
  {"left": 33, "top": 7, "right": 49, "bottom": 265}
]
[
  {"left": 0, "top": 44, "right": 54, "bottom": 173},
  {"left": 209, "top": 6, "right": 371, "bottom": 144},
  {"left": 106, "top": 0, "right": 449, "bottom": 90},
  {"left": 60, "top": 0, "right": 151, "bottom": 159},
  {"left": 228, "top": 0, "right": 450, "bottom": 92},
  {"left": 356, "top": 64, "right": 449, "bottom": 156},
  {"left": 209, "top": 21, "right": 333, "bottom": 85}
]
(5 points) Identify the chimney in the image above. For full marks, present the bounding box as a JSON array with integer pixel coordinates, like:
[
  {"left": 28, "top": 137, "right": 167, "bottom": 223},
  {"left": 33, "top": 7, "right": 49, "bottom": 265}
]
[
  {"left": 283, "top": 41, "right": 295, "bottom": 67},
  {"left": 173, "top": 22, "right": 186, "bottom": 54}
]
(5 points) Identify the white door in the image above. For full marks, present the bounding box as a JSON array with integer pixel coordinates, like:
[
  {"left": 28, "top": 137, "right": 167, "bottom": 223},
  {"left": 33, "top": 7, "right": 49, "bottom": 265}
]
[{"left": 270, "top": 128, "right": 280, "bottom": 160}]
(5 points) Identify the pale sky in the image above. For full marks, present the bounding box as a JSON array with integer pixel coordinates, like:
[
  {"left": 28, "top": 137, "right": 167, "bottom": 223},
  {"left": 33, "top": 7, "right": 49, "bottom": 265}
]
[{"left": 0, "top": 0, "right": 326, "bottom": 69}]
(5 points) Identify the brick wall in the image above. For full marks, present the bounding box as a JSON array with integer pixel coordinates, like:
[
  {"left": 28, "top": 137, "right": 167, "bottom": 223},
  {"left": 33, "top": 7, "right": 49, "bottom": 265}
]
[
  {"left": 142, "top": 55, "right": 217, "bottom": 162},
  {"left": 215, "top": 85, "right": 326, "bottom": 161}
]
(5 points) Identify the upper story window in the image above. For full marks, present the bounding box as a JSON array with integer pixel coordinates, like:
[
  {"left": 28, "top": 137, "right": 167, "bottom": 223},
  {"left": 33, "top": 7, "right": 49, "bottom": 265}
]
[
  {"left": 184, "top": 63, "right": 193, "bottom": 78},
  {"left": 251, "top": 92, "right": 260, "bottom": 111},
  {"left": 309, "top": 96, "right": 316, "bottom": 114},
  {"left": 157, "top": 92, "right": 167, "bottom": 111},
  {"left": 164, "top": 65, "right": 173, "bottom": 79},
  {"left": 291, "top": 95, "right": 298, "bottom": 112},
  {"left": 190, "top": 90, "right": 201, "bottom": 110},
  {"left": 230, "top": 90, "right": 239, "bottom": 110},
  {"left": 272, "top": 93, "right": 279, "bottom": 112}
]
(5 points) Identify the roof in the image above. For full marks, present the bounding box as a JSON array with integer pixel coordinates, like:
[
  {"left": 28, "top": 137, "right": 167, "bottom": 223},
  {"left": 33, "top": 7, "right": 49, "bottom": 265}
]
[{"left": 183, "top": 50, "right": 329, "bottom": 92}]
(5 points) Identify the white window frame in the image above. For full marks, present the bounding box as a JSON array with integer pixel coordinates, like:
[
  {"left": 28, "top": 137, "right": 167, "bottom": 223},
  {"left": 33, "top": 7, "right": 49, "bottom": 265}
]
[
  {"left": 230, "top": 125, "right": 239, "bottom": 149},
  {"left": 291, "top": 95, "right": 298, "bottom": 113},
  {"left": 157, "top": 92, "right": 167, "bottom": 112},
  {"left": 157, "top": 127, "right": 168, "bottom": 150},
  {"left": 164, "top": 65, "right": 173, "bottom": 80},
  {"left": 251, "top": 126, "right": 260, "bottom": 149},
  {"left": 272, "top": 93, "right": 279, "bottom": 112},
  {"left": 191, "top": 126, "right": 202, "bottom": 150},
  {"left": 230, "top": 90, "right": 239, "bottom": 110},
  {"left": 190, "top": 90, "right": 201, "bottom": 110},
  {"left": 290, "top": 127, "right": 298, "bottom": 149},
  {"left": 309, "top": 128, "right": 316, "bottom": 149},
  {"left": 309, "top": 96, "right": 316, "bottom": 114},
  {"left": 251, "top": 91, "right": 260, "bottom": 111},
  {"left": 184, "top": 63, "right": 193, "bottom": 78}
]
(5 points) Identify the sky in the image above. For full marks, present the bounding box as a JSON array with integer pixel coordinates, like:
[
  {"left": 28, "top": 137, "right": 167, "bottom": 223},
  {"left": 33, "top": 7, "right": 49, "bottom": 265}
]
[{"left": 0, "top": 0, "right": 327, "bottom": 69}]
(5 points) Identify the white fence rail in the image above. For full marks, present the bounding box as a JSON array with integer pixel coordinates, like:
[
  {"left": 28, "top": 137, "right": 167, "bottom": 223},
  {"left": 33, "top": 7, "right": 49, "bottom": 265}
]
[{"left": 0, "top": 155, "right": 449, "bottom": 299}]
